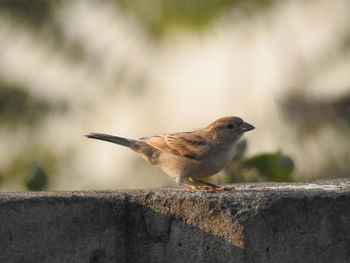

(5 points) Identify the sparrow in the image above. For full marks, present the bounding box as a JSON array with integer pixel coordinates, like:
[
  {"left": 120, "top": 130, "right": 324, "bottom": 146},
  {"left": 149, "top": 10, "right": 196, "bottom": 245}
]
[{"left": 86, "top": 116, "right": 254, "bottom": 191}]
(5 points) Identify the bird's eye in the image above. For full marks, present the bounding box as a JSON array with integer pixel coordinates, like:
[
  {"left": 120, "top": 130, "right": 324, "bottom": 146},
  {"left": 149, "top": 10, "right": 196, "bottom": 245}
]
[{"left": 227, "top": 124, "right": 234, "bottom": 129}]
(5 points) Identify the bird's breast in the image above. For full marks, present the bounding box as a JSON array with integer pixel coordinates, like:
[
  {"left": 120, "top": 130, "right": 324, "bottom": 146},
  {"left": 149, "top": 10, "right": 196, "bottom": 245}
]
[{"left": 158, "top": 143, "right": 236, "bottom": 179}]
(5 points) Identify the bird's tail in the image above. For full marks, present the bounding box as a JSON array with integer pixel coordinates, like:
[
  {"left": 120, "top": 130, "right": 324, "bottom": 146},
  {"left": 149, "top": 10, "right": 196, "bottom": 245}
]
[{"left": 86, "top": 133, "right": 138, "bottom": 149}]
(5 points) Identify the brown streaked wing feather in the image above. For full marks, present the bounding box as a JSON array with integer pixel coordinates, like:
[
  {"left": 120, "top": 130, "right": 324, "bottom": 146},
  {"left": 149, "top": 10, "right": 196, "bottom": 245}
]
[{"left": 141, "top": 131, "right": 207, "bottom": 160}]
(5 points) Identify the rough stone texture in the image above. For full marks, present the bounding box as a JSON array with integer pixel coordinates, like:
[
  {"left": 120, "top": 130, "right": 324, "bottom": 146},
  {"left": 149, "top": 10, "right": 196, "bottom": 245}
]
[{"left": 1, "top": 179, "right": 350, "bottom": 263}]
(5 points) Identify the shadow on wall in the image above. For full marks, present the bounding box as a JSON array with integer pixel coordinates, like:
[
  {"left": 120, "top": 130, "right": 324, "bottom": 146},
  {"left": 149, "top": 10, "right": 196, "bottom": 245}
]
[{"left": 0, "top": 191, "right": 243, "bottom": 263}]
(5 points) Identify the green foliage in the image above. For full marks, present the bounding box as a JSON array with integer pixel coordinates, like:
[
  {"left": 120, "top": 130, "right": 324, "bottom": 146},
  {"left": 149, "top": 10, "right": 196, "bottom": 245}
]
[
  {"left": 25, "top": 161, "right": 48, "bottom": 191},
  {"left": 0, "top": 0, "right": 53, "bottom": 28},
  {"left": 0, "top": 150, "right": 58, "bottom": 191},
  {"left": 0, "top": 83, "right": 68, "bottom": 129},
  {"left": 242, "top": 152, "right": 294, "bottom": 182},
  {"left": 115, "top": 0, "right": 276, "bottom": 37},
  {"left": 224, "top": 140, "right": 295, "bottom": 183},
  {"left": 0, "top": 86, "right": 50, "bottom": 128}
]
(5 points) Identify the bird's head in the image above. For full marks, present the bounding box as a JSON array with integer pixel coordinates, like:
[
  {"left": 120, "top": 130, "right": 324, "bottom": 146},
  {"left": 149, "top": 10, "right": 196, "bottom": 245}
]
[{"left": 206, "top": 116, "right": 255, "bottom": 144}]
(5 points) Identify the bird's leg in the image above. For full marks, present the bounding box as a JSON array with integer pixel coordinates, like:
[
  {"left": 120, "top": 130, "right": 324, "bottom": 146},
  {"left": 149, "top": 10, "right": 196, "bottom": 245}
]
[
  {"left": 188, "top": 178, "right": 229, "bottom": 191},
  {"left": 176, "top": 177, "right": 198, "bottom": 192},
  {"left": 176, "top": 177, "right": 210, "bottom": 192},
  {"left": 188, "top": 178, "right": 219, "bottom": 188},
  {"left": 176, "top": 177, "right": 229, "bottom": 192}
]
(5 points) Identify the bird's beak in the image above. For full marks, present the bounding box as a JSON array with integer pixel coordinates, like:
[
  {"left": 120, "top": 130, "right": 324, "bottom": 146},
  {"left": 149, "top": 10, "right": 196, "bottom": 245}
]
[{"left": 240, "top": 122, "right": 255, "bottom": 132}]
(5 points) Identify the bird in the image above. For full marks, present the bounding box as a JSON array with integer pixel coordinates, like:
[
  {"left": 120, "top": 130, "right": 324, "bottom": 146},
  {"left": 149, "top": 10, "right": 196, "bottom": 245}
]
[{"left": 86, "top": 116, "right": 255, "bottom": 191}]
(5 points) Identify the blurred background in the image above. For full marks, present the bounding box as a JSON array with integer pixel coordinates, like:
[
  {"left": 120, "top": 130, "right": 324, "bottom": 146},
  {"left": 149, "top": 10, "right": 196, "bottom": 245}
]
[{"left": 0, "top": 0, "right": 349, "bottom": 191}]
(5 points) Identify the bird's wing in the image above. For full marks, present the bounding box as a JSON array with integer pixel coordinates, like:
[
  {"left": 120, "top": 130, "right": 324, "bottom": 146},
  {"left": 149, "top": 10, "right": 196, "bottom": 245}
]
[{"left": 140, "top": 131, "right": 208, "bottom": 160}]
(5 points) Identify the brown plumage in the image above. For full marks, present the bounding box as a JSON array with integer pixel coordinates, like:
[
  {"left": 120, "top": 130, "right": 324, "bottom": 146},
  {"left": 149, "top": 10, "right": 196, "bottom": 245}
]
[{"left": 86, "top": 116, "right": 255, "bottom": 191}]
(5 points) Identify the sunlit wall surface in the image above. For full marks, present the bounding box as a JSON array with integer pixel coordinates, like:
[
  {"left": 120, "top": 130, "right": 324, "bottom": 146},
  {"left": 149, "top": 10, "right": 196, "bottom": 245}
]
[{"left": 0, "top": 0, "right": 349, "bottom": 191}]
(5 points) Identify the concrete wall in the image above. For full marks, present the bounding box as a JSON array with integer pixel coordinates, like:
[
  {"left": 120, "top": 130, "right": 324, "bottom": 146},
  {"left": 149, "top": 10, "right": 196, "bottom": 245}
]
[{"left": 1, "top": 178, "right": 350, "bottom": 263}]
